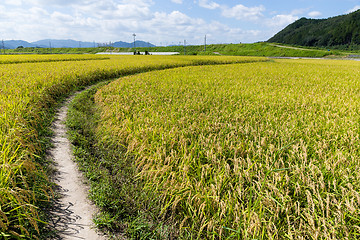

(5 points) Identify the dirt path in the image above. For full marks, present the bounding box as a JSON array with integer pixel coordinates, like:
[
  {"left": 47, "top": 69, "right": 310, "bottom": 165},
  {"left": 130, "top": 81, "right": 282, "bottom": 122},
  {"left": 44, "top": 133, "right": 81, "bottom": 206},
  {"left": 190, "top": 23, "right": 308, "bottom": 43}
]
[
  {"left": 49, "top": 96, "right": 106, "bottom": 240},
  {"left": 268, "top": 43, "right": 319, "bottom": 51}
]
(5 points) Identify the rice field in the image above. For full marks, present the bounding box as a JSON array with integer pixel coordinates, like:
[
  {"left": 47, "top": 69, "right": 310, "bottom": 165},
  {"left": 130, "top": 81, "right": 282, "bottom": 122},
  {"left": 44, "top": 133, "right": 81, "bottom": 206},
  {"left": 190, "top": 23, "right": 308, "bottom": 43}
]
[
  {"left": 0, "top": 54, "right": 263, "bottom": 239},
  {"left": 2, "top": 53, "right": 360, "bottom": 239},
  {"left": 90, "top": 59, "right": 360, "bottom": 239},
  {"left": 0, "top": 54, "right": 109, "bottom": 64}
]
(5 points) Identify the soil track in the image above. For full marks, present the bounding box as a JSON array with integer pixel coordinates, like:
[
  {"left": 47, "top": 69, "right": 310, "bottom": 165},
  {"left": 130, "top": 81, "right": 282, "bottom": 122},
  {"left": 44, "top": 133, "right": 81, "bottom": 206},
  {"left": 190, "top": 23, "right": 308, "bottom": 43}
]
[{"left": 49, "top": 96, "right": 106, "bottom": 240}]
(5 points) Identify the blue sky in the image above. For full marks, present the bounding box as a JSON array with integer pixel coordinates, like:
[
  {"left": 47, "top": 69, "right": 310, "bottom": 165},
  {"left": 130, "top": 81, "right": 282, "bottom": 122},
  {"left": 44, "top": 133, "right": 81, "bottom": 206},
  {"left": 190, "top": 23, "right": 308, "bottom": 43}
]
[{"left": 0, "top": 0, "right": 359, "bottom": 45}]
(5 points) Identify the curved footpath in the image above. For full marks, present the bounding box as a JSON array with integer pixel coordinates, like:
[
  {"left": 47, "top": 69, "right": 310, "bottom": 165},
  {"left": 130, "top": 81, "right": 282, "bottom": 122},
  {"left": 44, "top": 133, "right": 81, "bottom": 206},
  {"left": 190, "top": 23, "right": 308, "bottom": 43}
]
[
  {"left": 43, "top": 58, "right": 266, "bottom": 239},
  {"left": 48, "top": 95, "right": 106, "bottom": 240}
]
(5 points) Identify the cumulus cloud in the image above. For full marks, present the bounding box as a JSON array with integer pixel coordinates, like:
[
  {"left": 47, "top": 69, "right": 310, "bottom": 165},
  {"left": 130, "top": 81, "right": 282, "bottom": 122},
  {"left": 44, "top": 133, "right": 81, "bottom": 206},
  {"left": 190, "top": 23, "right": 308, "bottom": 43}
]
[
  {"left": 171, "top": 0, "right": 183, "bottom": 4},
  {"left": 290, "top": 8, "right": 308, "bottom": 16},
  {"left": 152, "top": 11, "right": 204, "bottom": 27},
  {"left": 51, "top": 11, "right": 74, "bottom": 22},
  {"left": 0, "top": 0, "right": 262, "bottom": 44},
  {"left": 308, "top": 11, "right": 322, "bottom": 18},
  {"left": 346, "top": 5, "right": 360, "bottom": 14},
  {"left": 198, "top": 0, "right": 220, "bottom": 10},
  {"left": 202, "top": 21, "right": 261, "bottom": 43},
  {"left": 266, "top": 14, "right": 299, "bottom": 28},
  {"left": 113, "top": 4, "right": 152, "bottom": 19},
  {"left": 27, "top": 0, "right": 83, "bottom": 6},
  {"left": 3, "top": 0, "right": 23, "bottom": 6},
  {"left": 120, "top": 0, "right": 154, "bottom": 7},
  {"left": 28, "top": 0, "right": 154, "bottom": 8},
  {"left": 75, "top": 1, "right": 153, "bottom": 20},
  {"left": 222, "top": 4, "right": 265, "bottom": 21},
  {"left": 142, "top": 10, "right": 208, "bottom": 41}
]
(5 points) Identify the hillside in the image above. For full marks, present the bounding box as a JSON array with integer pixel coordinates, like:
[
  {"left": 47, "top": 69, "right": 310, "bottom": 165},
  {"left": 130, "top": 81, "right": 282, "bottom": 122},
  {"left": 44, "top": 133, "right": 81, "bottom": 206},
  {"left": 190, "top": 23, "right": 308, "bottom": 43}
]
[
  {"left": 268, "top": 9, "right": 360, "bottom": 48},
  {"left": 2, "top": 40, "right": 36, "bottom": 49}
]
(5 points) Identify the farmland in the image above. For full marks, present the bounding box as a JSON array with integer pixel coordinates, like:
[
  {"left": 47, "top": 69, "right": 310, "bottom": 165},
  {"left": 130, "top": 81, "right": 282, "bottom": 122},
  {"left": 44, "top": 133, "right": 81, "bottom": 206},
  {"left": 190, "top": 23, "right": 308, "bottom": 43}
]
[
  {"left": 70, "top": 59, "right": 360, "bottom": 239},
  {"left": 1, "top": 54, "right": 360, "bottom": 239},
  {"left": 7, "top": 42, "right": 353, "bottom": 57},
  {"left": 0, "top": 54, "right": 109, "bottom": 64},
  {"left": 0, "top": 55, "right": 265, "bottom": 239}
]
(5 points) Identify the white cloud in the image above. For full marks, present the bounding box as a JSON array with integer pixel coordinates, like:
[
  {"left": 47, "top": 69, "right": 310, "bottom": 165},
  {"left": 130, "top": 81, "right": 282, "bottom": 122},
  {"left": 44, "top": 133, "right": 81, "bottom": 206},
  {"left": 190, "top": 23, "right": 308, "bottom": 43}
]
[
  {"left": 114, "top": 4, "right": 152, "bottom": 19},
  {"left": 3, "top": 0, "right": 24, "bottom": 6},
  {"left": 198, "top": 0, "right": 220, "bottom": 10},
  {"left": 51, "top": 11, "right": 74, "bottom": 22},
  {"left": 346, "top": 6, "right": 360, "bottom": 14},
  {"left": 171, "top": 0, "right": 183, "bottom": 4},
  {"left": 290, "top": 8, "right": 308, "bottom": 16},
  {"left": 27, "top": 0, "right": 83, "bottom": 6},
  {"left": 153, "top": 11, "right": 204, "bottom": 26},
  {"left": 266, "top": 14, "right": 299, "bottom": 28},
  {"left": 145, "top": 10, "right": 207, "bottom": 38},
  {"left": 308, "top": 11, "right": 322, "bottom": 18},
  {"left": 120, "top": 0, "right": 154, "bottom": 8},
  {"left": 222, "top": 4, "right": 265, "bottom": 21},
  {"left": 258, "top": 13, "right": 300, "bottom": 42},
  {"left": 76, "top": 1, "right": 152, "bottom": 20},
  {"left": 29, "top": 7, "right": 49, "bottom": 17},
  {"left": 28, "top": 0, "right": 154, "bottom": 8},
  {"left": 203, "top": 21, "right": 261, "bottom": 43},
  {"left": 0, "top": 0, "right": 261, "bottom": 44}
]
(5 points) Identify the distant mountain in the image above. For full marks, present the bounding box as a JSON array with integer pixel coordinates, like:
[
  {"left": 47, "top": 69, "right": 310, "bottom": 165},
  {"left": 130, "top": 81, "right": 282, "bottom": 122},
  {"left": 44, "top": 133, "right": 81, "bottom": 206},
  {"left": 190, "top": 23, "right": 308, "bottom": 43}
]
[
  {"left": 0, "top": 39, "right": 156, "bottom": 49},
  {"left": 32, "top": 39, "right": 96, "bottom": 48},
  {"left": 268, "top": 9, "right": 360, "bottom": 47},
  {"left": 1, "top": 40, "right": 37, "bottom": 49},
  {"left": 112, "top": 40, "right": 155, "bottom": 48}
]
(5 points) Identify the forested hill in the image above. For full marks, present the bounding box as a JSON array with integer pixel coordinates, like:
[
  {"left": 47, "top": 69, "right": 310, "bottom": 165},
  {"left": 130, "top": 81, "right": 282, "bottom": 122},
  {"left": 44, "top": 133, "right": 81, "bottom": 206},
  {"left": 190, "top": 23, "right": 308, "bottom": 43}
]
[{"left": 268, "top": 10, "right": 360, "bottom": 47}]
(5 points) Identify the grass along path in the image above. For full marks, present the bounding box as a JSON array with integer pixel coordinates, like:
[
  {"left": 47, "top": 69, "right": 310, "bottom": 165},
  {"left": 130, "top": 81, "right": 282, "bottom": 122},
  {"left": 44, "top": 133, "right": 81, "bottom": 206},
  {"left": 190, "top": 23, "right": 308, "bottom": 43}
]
[
  {"left": 267, "top": 43, "right": 321, "bottom": 51},
  {"left": 49, "top": 94, "right": 106, "bottom": 240}
]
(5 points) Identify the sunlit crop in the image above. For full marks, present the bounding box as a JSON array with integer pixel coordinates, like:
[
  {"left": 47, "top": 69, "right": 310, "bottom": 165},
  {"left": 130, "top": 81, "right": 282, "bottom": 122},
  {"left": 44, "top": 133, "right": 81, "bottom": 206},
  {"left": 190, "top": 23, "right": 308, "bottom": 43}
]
[
  {"left": 94, "top": 59, "right": 360, "bottom": 239},
  {"left": 0, "top": 54, "right": 110, "bottom": 64},
  {"left": 0, "top": 55, "right": 264, "bottom": 238}
]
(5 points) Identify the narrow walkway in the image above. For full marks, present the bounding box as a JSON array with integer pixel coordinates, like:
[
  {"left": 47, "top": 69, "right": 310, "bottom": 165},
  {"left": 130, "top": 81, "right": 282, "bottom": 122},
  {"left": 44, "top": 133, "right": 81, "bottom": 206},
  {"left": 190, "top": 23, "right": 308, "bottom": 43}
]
[
  {"left": 268, "top": 43, "right": 318, "bottom": 51},
  {"left": 49, "top": 96, "right": 106, "bottom": 240}
]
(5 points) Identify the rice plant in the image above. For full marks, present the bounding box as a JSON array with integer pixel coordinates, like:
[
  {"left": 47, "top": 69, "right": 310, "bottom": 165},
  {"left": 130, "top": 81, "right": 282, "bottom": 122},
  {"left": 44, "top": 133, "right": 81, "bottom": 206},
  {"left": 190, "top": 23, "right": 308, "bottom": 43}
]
[
  {"left": 0, "top": 54, "right": 108, "bottom": 64},
  {"left": 94, "top": 59, "right": 360, "bottom": 239},
  {"left": 0, "top": 55, "right": 260, "bottom": 238}
]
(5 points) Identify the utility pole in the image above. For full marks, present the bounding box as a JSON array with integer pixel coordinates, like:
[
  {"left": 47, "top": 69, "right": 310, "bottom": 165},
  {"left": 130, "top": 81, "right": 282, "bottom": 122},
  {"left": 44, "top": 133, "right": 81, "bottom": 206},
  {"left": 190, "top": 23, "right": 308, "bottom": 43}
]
[
  {"left": 184, "top": 39, "right": 186, "bottom": 55},
  {"left": 133, "top": 33, "right": 136, "bottom": 51},
  {"left": 204, "top": 35, "right": 207, "bottom": 51},
  {"left": 49, "top": 41, "right": 52, "bottom": 54},
  {"left": 2, "top": 40, "right": 5, "bottom": 54}
]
